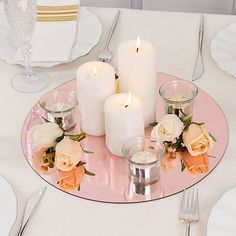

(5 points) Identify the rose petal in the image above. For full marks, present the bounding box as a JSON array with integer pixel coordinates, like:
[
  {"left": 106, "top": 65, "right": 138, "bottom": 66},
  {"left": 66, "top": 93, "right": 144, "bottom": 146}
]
[
  {"left": 55, "top": 138, "right": 83, "bottom": 171},
  {"left": 59, "top": 166, "right": 85, "bottom": 191},
  {"left": 182, "top": 150, "right": 209, "bottom": 174}
]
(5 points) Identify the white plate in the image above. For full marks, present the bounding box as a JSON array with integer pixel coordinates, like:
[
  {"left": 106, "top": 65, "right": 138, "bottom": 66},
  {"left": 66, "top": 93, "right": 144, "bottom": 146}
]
[
  {"left": 0, "top": 7, "right": 102, "bottom": 68},
  {"left": 207, "top": 187, "right": 236, "bottom": 236},
  {"left": 0, "top": 175, "right": 17, "bottom": 236},
  {"left": 210, "top": 23, "right": 236, "bottom": 77}
]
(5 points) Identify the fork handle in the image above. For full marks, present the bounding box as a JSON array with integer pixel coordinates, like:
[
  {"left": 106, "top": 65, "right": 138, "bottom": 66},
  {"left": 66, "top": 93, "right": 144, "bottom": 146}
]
[
  {"left": 185, "top": 223, "right": 191, "bottom": 236},
  {"left": 105, "top": 10, "right": 120, "bottom": 49}
]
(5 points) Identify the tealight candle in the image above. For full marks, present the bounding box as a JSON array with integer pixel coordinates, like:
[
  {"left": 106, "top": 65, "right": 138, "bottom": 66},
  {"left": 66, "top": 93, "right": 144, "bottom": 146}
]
[
  {"left": 117, "top": 37, "right": 157, "bottom": 126},
  {"left": 104, "top": 92, "right": 144, "bottom": 157},
  {"left": 131, "top": 151, "right": 157, "bottom": 166},
  {"left": 76, "top": 61, "right": 116, "bottom": 136}
]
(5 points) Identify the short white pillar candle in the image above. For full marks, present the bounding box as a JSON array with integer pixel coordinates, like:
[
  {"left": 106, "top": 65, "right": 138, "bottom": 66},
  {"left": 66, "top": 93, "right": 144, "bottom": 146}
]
[
  {"left": 104, "top": 92, "right": 144, "bottom": 157},
  {"left": 117, "top": 37, "right": 157, "bottom": 126},
  {"left": 76, "top": 61, "right": 116, "bottom": 136}
]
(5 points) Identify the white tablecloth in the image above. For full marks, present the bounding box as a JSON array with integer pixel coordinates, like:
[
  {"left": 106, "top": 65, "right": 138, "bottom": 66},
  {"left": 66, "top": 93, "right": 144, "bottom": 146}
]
[{"left": 1, "top": 6, "right": 236, "bottom": 236}]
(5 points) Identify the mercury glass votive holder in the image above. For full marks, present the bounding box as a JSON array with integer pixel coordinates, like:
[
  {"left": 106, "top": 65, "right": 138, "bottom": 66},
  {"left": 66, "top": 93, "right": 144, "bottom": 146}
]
[
  {"left": 122, "top": 136, "right": 165, "bottom": 185},
  {"left": 159, "top": 80, "right": 198, "bottom": 122},
  {"left": 39, "top": 90, "right": 77, "bottom": 131}
]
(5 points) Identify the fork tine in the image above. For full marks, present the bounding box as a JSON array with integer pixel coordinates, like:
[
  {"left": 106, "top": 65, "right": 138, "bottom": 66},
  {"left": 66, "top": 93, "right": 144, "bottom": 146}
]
[
  {"left": 193, "top": 188, "right": 199, "bottom": 220},
  {"left": 179, "top": 188, "right": 199, "bottom": 236},
  {"left": 180, "top": 189, "right": 186, "bottom": 216},
  {"left": 190, "top": 188, "right": 195, "bottom": 215}
]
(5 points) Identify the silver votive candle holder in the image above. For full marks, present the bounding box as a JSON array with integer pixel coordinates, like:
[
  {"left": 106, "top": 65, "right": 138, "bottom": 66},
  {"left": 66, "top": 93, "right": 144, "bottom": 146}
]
[
  {"left": 122, "top": 136, "right": 165, "bottom": 185},
  {"left": 39, "top": 90, "right": 77, "bottom": 131}
]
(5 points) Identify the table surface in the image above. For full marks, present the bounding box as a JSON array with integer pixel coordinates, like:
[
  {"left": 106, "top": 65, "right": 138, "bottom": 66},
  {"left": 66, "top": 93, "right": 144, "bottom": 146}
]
[{"left": 1, "top": 4, "right": 236, "bottom": 236}]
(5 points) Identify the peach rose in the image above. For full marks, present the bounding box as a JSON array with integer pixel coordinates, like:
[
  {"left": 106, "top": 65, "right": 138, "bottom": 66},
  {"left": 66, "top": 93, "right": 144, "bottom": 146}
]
[
  {"left": 183, "top": 123, "right": 214, "bottom": 156},
  {"left": 182, "top": 150, "right": 209, "bottom": 174},
  {"left": 58, "top": 165, "right": 85, "bottom": 191},
  {"left": 55, "top": 137, "right": 83, "bottom": 171}
]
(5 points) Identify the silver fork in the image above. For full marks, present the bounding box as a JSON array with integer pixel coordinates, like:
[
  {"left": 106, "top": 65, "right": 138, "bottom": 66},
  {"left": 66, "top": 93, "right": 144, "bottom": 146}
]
[
  {"left": 192, "top": 14, "right": 204, "bottom": 81},
  {"left": 97, "top": 10, "right": 120, "bottom": 63},
  {"left": 179, "top": 188, "right": 199, "bottom": 236}
]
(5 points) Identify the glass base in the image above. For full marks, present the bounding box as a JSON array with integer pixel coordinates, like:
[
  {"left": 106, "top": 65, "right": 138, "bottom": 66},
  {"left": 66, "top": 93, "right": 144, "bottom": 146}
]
[{"left": 11, "top": 71, "right": 50, "bottom": 93}]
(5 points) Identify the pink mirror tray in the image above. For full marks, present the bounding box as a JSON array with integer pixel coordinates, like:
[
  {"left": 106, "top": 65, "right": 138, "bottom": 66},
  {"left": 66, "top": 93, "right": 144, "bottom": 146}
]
[{"left": 21, "top": 73, "right": 228, "bottom": 203}]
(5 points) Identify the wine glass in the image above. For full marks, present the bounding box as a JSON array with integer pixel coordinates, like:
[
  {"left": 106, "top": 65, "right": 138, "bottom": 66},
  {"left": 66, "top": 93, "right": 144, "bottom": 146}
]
[{"left": 4, "top": 0, "right": 50, "bottom": 93}]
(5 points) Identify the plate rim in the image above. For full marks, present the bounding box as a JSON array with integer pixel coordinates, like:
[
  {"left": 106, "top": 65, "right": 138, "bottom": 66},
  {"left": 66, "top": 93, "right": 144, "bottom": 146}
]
[
  {"left": 207, "top": 186, "right": 236, "bottom": 236},
  {"left": 0, "top": 7, "right": 102, "bottom": 68},
  {"left": 210, "top": 22, "right": 236, "bottom": 77}
]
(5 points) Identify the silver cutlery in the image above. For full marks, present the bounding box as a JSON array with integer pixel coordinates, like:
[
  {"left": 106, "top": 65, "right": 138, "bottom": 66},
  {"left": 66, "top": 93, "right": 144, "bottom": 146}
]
[
  {"left": 179, "top": 188, "right": 199, "bottom": 236},
  {"left": 192, "top": 15, "right": 204, "bottom": 81},
  {"left": 17, "top": 187, "right": 47, "bottom": 236},
  {"left": 98, "top": 10, "right": 120, "bottom": 63}
]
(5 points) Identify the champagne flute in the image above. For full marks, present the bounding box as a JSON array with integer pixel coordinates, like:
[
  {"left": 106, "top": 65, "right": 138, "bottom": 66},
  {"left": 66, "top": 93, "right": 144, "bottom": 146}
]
[{"left": 4, "top": 0, "right": 50, "bottom": 93}]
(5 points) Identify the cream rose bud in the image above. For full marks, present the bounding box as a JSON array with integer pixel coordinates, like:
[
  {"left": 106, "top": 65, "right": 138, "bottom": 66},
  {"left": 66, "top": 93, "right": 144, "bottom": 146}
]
[
  {"left": 151, "top": 114, "right": 184, "bottom": 142},
  {"left": 183, "top": 123, "right": 214, "bottom": 156},
  {"left": 55, "top": 138, "right": 83, "bottom": 171},
  {"left": 31, "top": 123, "right": 63, "bottom": 148}
]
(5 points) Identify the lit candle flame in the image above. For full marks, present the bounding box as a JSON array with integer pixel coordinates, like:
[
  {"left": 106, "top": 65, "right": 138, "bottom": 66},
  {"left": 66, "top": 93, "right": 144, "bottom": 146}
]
[
  {"left": 136, "top": 36, "right": 141, "bottom": 53},
  {"left": 125, "top": 91, "right": 132, "bottom": 108},
  {"left": 93, "top": 67, "right": 98, "bottom": 76}
]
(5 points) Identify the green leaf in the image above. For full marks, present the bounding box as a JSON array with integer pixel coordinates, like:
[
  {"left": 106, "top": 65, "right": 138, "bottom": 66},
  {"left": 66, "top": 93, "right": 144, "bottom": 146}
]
[
  {"left": 184, "top": 122, "right": 205, "bottom": 132},
  {"left": 55, "top": 134, "right": 64, "bottom": 143},
  {"left": 209, "top": 132, "right": 217, "bottom": 142},
  {"left": 54, "top": 117, "right": 63, "bottom": 127},
  {"left": 149, "top": 121, "right": 158, "bottom": 127},
  {"left": 192, "top": 122, "right": 204, "bottom": 126},
  {"left": 181, "top": 116, "right": 192, "bottom": 127},
  {"left": 80, "top": 144, "right": 94, "bottom": 154},
  {"left": 76, "top": 161, "right": 86, "bottom": 167},
  {"left": 46, "top": 147, "right": 56, "bottom": 153},
  {"left": 66, "top": 132, "right": 86, "bottom": 142},
  {"left": 84, "top": 167, "right": 95, "bottom": 176},
  {"left": 41, "top": 117, "right": 50, "bottom": 123},
  {"left": 167, "top": 105, "right": 173, "bottom": 114},
  {"left": 209, "top": 155, "right": 216, "bottom": 158},
  {"left": 181, "top": 159, "right": 186, "bottom": 172}
]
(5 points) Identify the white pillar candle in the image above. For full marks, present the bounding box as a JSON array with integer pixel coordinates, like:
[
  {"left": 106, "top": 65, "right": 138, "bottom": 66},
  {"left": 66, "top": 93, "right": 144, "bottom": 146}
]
[
  {"left": 117, "top": 37, "right": 157, "bottom": 126},
  {"left": 76, "top": 61, "right": 116, "bottom": 136},
  {"left": 104, "top": 92, "right": 144, "bottom": 157}
]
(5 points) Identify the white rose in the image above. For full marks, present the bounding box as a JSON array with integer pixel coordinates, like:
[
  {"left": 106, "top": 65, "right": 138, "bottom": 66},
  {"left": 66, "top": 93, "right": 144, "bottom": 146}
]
[
  {"left": 31, "top": 123, "right": 63, "bottom": 148},
  {"left": 55, "top": 138, "right": 83, "bottom": 171},
  {"left": 151, "top": 114, "right": 184, "bottom": 142}
]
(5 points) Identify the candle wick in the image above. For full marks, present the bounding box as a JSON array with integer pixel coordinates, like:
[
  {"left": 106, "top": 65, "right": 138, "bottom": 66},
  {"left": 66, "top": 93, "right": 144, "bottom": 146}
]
[
  {"left": 136, "top": 47, "right": 139, "bottom": 53},
  {"left": 125, "top": 104, "right": 128, "bottom": 108}
]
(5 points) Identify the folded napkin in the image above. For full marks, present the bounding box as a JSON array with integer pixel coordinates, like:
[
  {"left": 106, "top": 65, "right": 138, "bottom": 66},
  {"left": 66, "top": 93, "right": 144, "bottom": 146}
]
[{"left": 14, "top": 0, "right": 80, "bottom": 62}]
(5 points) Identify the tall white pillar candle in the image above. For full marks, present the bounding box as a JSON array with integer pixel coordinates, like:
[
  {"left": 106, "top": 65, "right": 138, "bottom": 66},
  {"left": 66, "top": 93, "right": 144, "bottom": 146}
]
[
  {"left": 117, "top": 38, "right": 157, "bottom": 126},
  {"left": 77, "top": 61, "right": 115, "bottom": 136},
  {"left": 104, "top": 92, "right": 144, "bottom": 157}
]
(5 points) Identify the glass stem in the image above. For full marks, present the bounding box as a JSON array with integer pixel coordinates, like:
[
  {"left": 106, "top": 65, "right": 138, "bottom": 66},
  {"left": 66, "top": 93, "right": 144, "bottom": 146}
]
[{"left": 21, "top": 42, "right": 34, "bottom": 77}]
